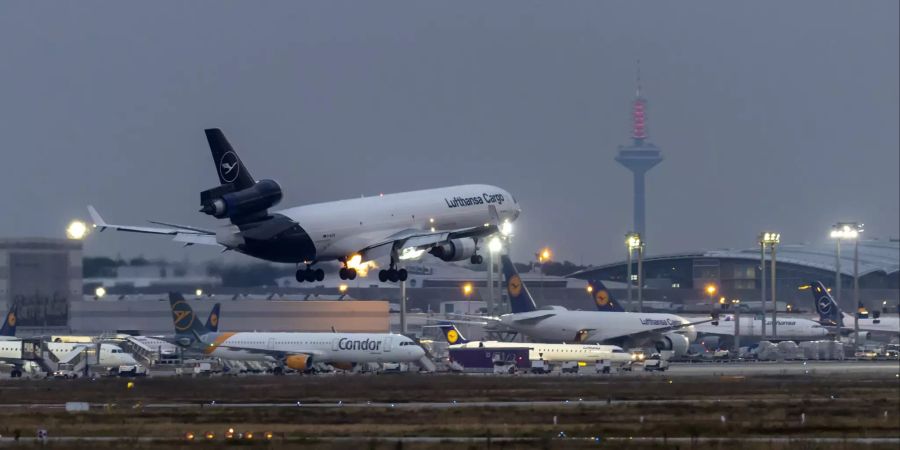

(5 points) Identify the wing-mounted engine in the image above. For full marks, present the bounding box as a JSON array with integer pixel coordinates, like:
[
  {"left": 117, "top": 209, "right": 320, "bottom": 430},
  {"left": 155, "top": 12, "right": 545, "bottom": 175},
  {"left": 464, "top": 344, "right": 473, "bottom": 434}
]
[
  {"left": 285, "top": 354, "right": 313, "bottom": 371},
  {"left": 655, "top": 333, "right": 690, "bottom": 356},
  {"left": 574, "top": 329, "right": 593, "bottom": 343},
  {"left": 200, "top": 179, "right": 283, "bottom": 223},
  {"left": 429, "top": 238, "right": 476, "bottom": 262}
]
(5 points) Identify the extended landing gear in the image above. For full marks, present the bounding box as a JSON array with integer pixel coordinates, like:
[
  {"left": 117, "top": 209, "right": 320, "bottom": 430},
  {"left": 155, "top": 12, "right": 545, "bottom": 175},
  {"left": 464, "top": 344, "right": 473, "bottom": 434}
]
[
  {"left": 296, "top": 266, "right": 325, "bottom": 283},
  {"left": 378, "top": 267, "right": 408, "bottom": 283},
  {"left": 338, "top": 267, "right": 358, "bottom": 280},
  {"left": 379, "top": 247, "right": 408, "bottom": 283},
  {"left": 470, "top": 254, "right": 484, "bottom": 264}
]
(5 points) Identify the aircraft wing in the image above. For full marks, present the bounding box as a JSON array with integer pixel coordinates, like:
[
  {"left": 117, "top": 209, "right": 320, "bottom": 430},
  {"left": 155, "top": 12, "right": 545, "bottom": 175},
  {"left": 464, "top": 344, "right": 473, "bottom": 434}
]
[
  {"left": 88, "top": 206, "right": 222, "bottom": 248},
  {"left": 358, "top": 205, "right": 503, "bottom": 261},
  {"left": 358, "top": 224, "right": 498, "bottom": 261},
  {"left": 511, "top": 313, "right": 557, "bottom": 325},
  {"left": 588, "top": 316, "right": 716, "bottom": 343}
]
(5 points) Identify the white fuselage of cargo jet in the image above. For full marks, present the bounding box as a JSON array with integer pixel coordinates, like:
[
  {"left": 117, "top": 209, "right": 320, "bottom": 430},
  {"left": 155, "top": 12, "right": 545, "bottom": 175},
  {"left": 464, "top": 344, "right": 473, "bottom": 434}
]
[
  {"left": 198, "top": 332, "right": 425, "bottom": 366},
  {"left": 275, "top": 184, "right": 520, "bottom": 261}
]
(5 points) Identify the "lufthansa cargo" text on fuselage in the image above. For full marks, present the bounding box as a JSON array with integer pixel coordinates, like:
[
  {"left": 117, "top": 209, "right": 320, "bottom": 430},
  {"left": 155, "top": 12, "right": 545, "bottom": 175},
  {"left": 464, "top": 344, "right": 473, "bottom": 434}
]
[{"left": 444, "top": 193, "right": 505, "bottom": 208}]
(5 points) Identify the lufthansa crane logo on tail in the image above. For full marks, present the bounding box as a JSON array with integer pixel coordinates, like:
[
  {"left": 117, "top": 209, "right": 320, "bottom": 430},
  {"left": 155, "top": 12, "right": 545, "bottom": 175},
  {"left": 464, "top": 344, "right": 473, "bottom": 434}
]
[
  {"left": 507, "top": 274, "right": 522, "bottom": 297},
  {"left": 172, "top": 301, "right": 194, "bottom": 331},
  {"left": 219, "top": 151, "right": 239, "bottom": 183},
  {"left": 209, "top": 313, "right": 218, "bottom": 328},
  {"left": 6, "top": 312, "right": 14, "bottom": 327},
  {"left": 446, "top": 329, "right": 459, "bottom": 344},
  {"left": 817, "top": 296, "right": 833, "bottom": 314},
  {"left": 595, "top": 290, "right": 610, "bottom": 307}
]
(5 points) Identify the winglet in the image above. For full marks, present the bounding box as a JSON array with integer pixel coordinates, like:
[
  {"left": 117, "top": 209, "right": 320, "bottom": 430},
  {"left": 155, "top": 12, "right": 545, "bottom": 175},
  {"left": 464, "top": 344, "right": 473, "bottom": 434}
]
[{"left": 87, "top": 205, "right": 107, "bottom": 231}]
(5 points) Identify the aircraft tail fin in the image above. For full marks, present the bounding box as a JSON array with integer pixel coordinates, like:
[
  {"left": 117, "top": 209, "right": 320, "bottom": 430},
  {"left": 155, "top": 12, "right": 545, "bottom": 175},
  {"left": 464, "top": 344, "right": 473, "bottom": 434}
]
[
  {"left": 0, "top": 303, "right": 17, "bottom": 337},
  {"left": 587, "top": 280, "right": 625, "bottom": 312},
  {"left": 437, "top": 321, "right": 469, "bottom": 345},
  {"left": 500, "top": 255, "right": 537, "bottom": 313},
  {"left": 204, "top": 128, "right": 255, "bottom": 190},
  {"left": 205, "top": 303, "right": 221, "bottom": 332},
  {"left": 802, "top": 281, "right": 844, "bottom": 327},
  {"left": 169, "top": 292, "right": 213, "bottom": 346}
]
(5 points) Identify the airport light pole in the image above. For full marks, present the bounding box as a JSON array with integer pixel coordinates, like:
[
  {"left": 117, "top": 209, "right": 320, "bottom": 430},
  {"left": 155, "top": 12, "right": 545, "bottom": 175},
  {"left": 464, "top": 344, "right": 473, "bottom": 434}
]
[
  {"left": 758, "top": 232, "right": 780, "bottom": 338},
  {"left": 400, "top": 271, "right": 408, "bottom": 335},
  {"left": 488, "top": 237, "right": 502, "bottom": 316},
  {"left": 831, "top": 222, "right": 863, "bottom": 351},
  {"left": 637, "top": 239, "right": 645, "bottom": 313},
  {"left": 498, "top": 222, "right": 513, "bottom": 314},
  {"left": 706, "top": 284, "right": 717, "bottom": 310},
  {"left": 625, "top": 233, "right": 642, "bottom": 312},
  {"left": 732, "top": 299, "right": 741, "bottom": 355},
  {"left": 536, "top": 248, "right": 552, "bottom": 303},
  {"left": 759, "top": 237, "right": 766, "bottom": 342}
]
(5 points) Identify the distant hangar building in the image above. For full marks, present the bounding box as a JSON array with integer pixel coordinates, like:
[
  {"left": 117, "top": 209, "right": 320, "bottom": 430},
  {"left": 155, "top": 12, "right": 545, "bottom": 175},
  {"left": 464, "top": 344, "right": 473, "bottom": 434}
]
[
  {"left": 571, "top": 240, "right": 899, "bottom": 312},
  {"left": 0, "top": 238, "right": 82, "bottom": 331}
]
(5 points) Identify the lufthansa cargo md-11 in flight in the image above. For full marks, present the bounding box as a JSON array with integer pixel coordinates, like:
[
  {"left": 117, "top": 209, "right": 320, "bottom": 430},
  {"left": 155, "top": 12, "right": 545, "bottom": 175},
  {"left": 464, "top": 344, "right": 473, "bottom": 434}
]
[{"left": 89, "top": 129, "right": 520, "bottom": 283}]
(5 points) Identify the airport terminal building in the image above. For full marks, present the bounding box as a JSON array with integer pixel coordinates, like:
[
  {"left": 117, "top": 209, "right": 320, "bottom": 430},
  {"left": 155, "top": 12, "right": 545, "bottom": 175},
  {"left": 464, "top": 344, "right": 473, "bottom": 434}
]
[{"left": 570, "top": 240, "right": 900, "bottom": 313}]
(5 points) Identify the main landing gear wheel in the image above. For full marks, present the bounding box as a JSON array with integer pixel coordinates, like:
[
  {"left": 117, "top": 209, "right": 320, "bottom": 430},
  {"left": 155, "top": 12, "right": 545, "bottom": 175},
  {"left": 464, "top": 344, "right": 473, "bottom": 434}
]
[
  {"left": 378, "top": 268, "right": 408, "bottom": 283},
  {"left": 296, "top": 267, "right": 325, "bottom": 283},
  {"left": 470, "top": 254, "right": 484, "bottom": 264},
  {"left": 338, "top": 268, "right": 358, "bottom": 280}
]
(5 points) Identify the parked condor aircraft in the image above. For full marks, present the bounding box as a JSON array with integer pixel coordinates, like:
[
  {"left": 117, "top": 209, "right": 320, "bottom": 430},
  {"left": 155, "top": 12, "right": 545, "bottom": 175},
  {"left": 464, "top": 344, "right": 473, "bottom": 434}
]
[
  {"left": 436, "top": 322, "right": 634, "bottom": 366},
  {"left": 169, "top": 293, "right": 425, "bottom": 372},
  {"left": 803, "top": 281, "right": 899, "bottom": 338},
  {"left": 90, "top": 129, "right": 520, "bottom": 283},
  {"left": 475, "top": 256, "right": 709, "bottom": 357},
  {"left": 588, "top": 280, "right": 830, "bottom": 343}
]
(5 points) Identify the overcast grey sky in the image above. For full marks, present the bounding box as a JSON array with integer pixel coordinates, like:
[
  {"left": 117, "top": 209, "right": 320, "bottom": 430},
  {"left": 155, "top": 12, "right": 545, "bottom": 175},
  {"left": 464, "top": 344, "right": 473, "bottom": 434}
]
[{"left": 1, "top": 1, "right": 897, "bottom": 265}]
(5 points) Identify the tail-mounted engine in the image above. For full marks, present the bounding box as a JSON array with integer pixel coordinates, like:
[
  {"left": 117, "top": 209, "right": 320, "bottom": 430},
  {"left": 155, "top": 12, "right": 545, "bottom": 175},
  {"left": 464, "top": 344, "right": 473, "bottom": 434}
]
[{"left": 200, "top": 179, "right": 282, "bottom": 222}]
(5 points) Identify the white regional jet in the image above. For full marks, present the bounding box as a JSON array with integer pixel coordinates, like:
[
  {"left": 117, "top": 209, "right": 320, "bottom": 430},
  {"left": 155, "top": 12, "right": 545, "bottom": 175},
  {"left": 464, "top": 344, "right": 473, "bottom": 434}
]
[
  {"left": 0, "top": 305, "right": 139, "bottom": 377},
  {"left": 481, "top": 256, "right": 710, "bottom": 357},
  {"left": 169, "top": 294, "right": 425, "bottom": 372},
  {"left": 435, "top": 322, "right": 635, "bottom": 366},
  {"left": 89, "top": 129, "right": 520, "bottom": 283},
  {"left": 1, "top": 341, "right": 137, "bottom": 378}
]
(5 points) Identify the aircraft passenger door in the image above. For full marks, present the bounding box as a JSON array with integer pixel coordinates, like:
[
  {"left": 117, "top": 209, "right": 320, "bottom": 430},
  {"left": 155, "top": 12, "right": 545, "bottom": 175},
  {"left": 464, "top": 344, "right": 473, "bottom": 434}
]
[
  {"left": 266, "top": 338, "right": 275, "bottom": 351},
  {"left": 383, "top": 336, "right": 392, "bottom": 352}
]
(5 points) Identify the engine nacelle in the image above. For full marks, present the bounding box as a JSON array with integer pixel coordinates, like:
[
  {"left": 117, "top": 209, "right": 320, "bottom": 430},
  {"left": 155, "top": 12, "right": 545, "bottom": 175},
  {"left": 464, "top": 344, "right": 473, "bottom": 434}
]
[
  {"left": 429, "top": 238, "right": 477, "bottom": 262},
  {"left": 285, "top": 354, "right": 312, "bottom": 371},
  {"left": 200, "top": 179, "right": 282, "bottom": 219},
  {"left": 656, "top": 333, "right": 691, "bottom": 357}
]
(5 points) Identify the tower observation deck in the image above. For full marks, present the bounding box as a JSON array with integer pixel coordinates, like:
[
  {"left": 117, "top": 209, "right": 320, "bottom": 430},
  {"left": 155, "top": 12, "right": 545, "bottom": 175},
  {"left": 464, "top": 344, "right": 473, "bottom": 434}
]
[{"left": 615, "top": 71, "right": 663, "bottom": 238}]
